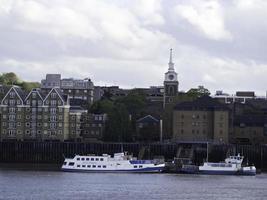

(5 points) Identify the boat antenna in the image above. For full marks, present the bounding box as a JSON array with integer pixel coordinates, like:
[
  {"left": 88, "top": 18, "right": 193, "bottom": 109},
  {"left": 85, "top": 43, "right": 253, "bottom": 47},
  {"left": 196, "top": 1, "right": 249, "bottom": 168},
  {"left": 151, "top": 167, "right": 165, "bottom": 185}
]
[
  {"left": 206, "top": 141, "right": 209, "bottom": 162},
  {"left": 121, "top": 143, "right": 124, "bottom": 153}
]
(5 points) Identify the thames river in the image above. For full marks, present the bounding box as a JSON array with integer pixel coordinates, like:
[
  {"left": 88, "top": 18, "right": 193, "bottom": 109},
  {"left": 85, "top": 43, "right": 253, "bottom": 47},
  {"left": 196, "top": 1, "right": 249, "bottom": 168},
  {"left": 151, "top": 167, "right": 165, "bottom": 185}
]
[{"left": 0, "top": 170, "right": 266, "bottom": 200}]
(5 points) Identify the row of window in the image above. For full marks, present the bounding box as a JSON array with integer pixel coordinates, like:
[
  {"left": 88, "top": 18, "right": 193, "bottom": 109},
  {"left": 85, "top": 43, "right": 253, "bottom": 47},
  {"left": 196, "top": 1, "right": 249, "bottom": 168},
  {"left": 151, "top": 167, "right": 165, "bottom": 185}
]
[
  {"left": 179, "top": 129, "right": 224, "bottom": 135},
  {"left": 3, "top": 99, "right": 63, "bottom": 106},
  {"left": 2, "top": 115, "right": 63, "bottom": 120},
  {"left": 2, "top": 129, "right": 63, "bottom": 135},
  {"left": 77, "top": 157, "right": 104, "bottom": 161},
  {"left": 180, "top": 114, "right": 224, "bottom": 120},
  {"left": 2, "top": 107, "right": 64, "bottom": 113}
]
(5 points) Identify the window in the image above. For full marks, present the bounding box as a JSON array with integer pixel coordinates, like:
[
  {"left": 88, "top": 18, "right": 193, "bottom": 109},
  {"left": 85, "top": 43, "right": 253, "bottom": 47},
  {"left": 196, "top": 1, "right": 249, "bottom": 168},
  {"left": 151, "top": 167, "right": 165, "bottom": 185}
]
[
  {"left": 96, "top": 158, "right": 99, "bottom": 161},
  {"left": 51, "top": 93, "right": 57, "bottom": 98},
  {"left": 82, "top": 165, "right": 86, "bottom": 168},
  {"left": 10, "top": 100, "right": 15, "bottom": 105},
  {"left": 97, "top": 165, "right": 101, "bottom": 168},
  {"left": 87, "top": 165, "right": 91, "bottom": 168},
  {"left": 103, "top": 165, "right": 106, "bottom": 168},
  {"left": 139, "top": 165, "right": 143, "bottom": 168},
  {"left": 77, "top": 158, "right": 80, "bottom": 161},
  {"left": 81, "top": 158, "right": 85, "bottom": 161},
  {"left": 92, "top": 165, "right": 96, "bottom": 168},
  {"left": 100, "top": 158, "right": 104, "bottom": 161},
  {"left": 77, "top": 165, "right": 80, "bottom": 168},
  {"left": 134, "top": 166, "right": 137, "bottom": 168},
  {"left": 51, "top": 100, "right": 57, "bottom": 106},
  {"left": 10, "top": 92, "right": 15, "bottom": 98},
  {"left": 9, "top": 107, "right": 15, "bottom": 113},
  {"left": 86, "top": 158, "right": 89, "bottom": 161},
  {"left": 91, "top": 158, "right": 94, "bottom": 161},
  {"left": 50, "top": 108, "right": 57, "bottom": 114}
]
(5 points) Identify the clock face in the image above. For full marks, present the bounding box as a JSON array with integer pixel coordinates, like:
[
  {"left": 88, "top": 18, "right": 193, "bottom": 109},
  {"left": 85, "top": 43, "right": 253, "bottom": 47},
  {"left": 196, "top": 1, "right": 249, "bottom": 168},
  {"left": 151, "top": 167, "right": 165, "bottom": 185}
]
[{"left": 168, "top": 74, "right": 174, "bottom": 80}]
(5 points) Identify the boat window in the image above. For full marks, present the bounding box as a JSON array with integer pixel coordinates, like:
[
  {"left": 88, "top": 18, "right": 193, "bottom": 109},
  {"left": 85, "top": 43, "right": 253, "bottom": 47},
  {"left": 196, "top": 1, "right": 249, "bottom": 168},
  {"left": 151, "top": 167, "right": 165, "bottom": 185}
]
[
  {"left": 68, "top": 162, "right": 74, "bottom": 166},
  {"left": 63, "top": 162, "right": 67, "bottom": 165},
  {"left": 91, "top": 158, "right": 94, "bottom": 161},
  {"left": 103, "top": 165, "right": 106, "bottom": 168},
  {"left": 134, "top": 166, "right": 137, "bottom": 168},
  {"left": 139, "top": 165, "right": 143, "bottom": 168},
  {"left": 92, "top": 165, "right": 96, "bottom": 168},
  {"left": 87, "top": 165, "right": 91, "bottom": 168},
  {"left": 86, "top": 158, "right": 89, "bottom": 161},
  {"left": 77, "top": 158, "right": 80, "bottom": 161},
  {"left": 96, "top": 158, "right": 99, "bottom": 161},
  {"left": 98, "top": 165, "right": 101, "bottom": 168},
  {"left": 82, "top": 165, "right": 86, "bottom": 167},
  {"left": 81, "top": 158, "right": 85, "bottom": 161},
  {"left": 100, "top": 158, "right": 104, "bottom": 161},
  {"left": 77, "top": 165, "right": 80, "bottom": 167}
]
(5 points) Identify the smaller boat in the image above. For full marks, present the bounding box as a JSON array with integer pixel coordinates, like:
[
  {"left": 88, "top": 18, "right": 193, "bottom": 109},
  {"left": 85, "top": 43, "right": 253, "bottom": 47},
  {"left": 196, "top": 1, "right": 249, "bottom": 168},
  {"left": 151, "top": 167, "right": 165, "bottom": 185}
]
[
  {"left": 61, "top": 152, "right": 165, "bottom": 173},
  {"left": 199, "top": 154, "right": 256, "bottom": 176}
]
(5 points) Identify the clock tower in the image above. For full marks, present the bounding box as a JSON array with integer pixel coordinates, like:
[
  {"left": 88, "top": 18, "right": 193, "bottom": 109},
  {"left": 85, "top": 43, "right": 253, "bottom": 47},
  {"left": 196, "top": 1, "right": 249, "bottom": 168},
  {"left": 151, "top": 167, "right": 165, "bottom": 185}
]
[{"left": 163, "top": 49, "right": 179, "bottom": 108}]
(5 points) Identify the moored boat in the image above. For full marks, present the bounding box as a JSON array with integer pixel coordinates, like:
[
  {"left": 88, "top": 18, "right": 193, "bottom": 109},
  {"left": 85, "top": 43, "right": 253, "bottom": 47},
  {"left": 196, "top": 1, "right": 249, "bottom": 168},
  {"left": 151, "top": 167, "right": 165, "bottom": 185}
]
[
  {"left": 61, "top": 152, "right": 165, "bottom": 173},
  {"left": 198, "top": 154, "right": 256, "bottom": 176}
]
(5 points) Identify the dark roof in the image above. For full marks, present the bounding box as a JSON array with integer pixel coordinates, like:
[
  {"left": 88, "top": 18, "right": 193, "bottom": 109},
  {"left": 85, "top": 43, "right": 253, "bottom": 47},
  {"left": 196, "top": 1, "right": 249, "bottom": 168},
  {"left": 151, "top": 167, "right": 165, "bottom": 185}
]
[
  {"left": 54, "top": 88, "right": 68, "bottom": 102},
  {"left": 174, "top": 95, "right": 228, "bottom": 111},
  {"left": 13, "top": 86, "right": 27, "bottom": 100},
  {"left": 234, "top": 115, "right": 267, "bottom": 127},
  {"left": 136, "top": 115, "right": 159, "bottom": 123}
]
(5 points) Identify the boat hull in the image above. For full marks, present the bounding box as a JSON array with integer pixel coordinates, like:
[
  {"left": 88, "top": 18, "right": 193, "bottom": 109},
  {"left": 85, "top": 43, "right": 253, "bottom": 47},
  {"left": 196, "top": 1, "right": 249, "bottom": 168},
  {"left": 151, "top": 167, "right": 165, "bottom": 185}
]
[
  {"left": 199, "top": 169, "right": 256, "bottom": 176},
  {"left": 61, "top": 166, "right": 164, "bottom": 173}
]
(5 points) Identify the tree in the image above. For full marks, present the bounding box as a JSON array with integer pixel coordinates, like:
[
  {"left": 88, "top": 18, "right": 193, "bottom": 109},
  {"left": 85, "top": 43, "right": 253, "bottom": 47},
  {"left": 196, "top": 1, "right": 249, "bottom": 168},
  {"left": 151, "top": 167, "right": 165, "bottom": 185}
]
[
  {"left": 0, "top": 72, "right": 20, "bottom": 85},
  {"left": 90, "top": 99, "right": 114, "bottom": 114},
  {"left": 187, "top": 85, "right": 210, "bottom": 98},
  {"left": 19, "top": 82, "right": 41, "bottom": 92},
  {"left": 103, "top": 103, "right": 133, "bottom": 142}
]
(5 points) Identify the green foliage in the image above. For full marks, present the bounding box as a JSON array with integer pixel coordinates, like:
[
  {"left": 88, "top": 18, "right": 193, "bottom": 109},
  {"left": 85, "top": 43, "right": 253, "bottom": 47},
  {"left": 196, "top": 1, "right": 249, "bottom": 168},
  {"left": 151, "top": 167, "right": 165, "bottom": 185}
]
[
  {"left": 19, "top": 82, "right": 41, "bottom": 92},
  {"left": 0, "top": 72, "right": 40, "bottom": 91},
  {"left": 93, "top": 89, "right": 148, "bottom": 142},
  {"left": 103, "top": 102, "right": 133, "bottom": 142},
  {"left": 117, "top": 89, "right": 146, "bottom": 116},
  {"left": 90, "top": 99, "right": 114, "bottom": 114},
  {"left": 187, "top": 85, "right": 210, "bottom": 98},
  {"left": 0, "top": 72, "right": 20, "bottom": 85}
]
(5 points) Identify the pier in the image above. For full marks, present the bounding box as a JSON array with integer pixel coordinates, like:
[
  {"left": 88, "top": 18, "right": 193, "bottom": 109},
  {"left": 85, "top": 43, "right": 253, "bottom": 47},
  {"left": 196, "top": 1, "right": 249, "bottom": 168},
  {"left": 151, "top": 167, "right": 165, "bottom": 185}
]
[{"left": 0, "top": 141, "right": 267, "bottom": 171}]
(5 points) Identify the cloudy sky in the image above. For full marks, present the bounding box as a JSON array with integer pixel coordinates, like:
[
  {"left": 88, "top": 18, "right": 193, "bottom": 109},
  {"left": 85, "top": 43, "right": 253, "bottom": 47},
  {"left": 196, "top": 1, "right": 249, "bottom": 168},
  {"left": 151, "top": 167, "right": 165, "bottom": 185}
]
[{"left": 0, "top": 0, "right": 267, "bottom": 95}]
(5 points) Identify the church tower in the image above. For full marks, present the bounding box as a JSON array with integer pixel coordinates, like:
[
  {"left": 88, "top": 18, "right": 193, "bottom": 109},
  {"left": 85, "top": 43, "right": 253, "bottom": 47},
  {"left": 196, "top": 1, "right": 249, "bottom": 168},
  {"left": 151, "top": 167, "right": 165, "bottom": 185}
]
[{"left": 163, "top": 49, "right": 179, "bottom": 108}]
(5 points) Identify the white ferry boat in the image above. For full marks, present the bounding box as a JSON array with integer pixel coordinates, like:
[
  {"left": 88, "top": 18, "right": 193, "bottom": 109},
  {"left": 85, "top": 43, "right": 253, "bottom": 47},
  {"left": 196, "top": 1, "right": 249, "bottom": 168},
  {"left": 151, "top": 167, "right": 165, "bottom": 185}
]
[
  {"left": 199, "top": 154, "right": 256, "bottom": 176},
  {"left": 61, "top": 152, "right": 165, "bottom": 173}
]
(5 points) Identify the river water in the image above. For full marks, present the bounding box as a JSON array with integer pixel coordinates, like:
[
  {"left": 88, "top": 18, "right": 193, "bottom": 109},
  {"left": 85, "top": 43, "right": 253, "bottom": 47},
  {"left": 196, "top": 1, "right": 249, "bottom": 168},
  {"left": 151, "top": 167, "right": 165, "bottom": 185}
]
[{"left": 0, "top": 170, "right": 266, "bottom": 200}]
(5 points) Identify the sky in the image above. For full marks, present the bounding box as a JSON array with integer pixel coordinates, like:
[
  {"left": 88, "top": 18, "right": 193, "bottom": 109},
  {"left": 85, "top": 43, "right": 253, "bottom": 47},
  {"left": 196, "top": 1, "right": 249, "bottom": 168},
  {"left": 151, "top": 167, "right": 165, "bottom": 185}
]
[{"left": 0, "top": 0, "right": 267, "bottom": 96}]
